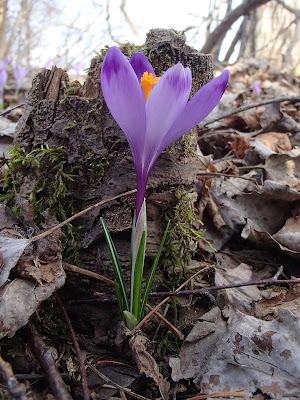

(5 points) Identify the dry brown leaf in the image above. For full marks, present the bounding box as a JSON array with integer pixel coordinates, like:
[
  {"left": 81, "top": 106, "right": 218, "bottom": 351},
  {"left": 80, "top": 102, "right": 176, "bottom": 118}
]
[
  {"left": 265, "top": 152, "right": 300, "bottom": 190},
  {"left": 0, "top": 232, "right": 32, "bottom": 287},
  {"left": 0, "top": 271, "right": 65, "bottom": 339},
  {"left": 260, "top": 103, "right": 282, "bottom": 130},
  {"left": 129, "top": 333, "right": 170, "bottom": 400},
  {"left": 273, "top": 215, "right": 300, "bottom": 253},
  {"left": 238, "top": 108, "right": 263, "bottom": 130},
  {"left": 255, "top": 283, "right": 300, "bottom": 320},
  {"left": 214, "top": 263, "right": 264, "bottom": 317},
  {"left": 255, "top": 132, "right": 292, "bottom": 153},
  {"left": 170, "top": 308, "right": 300, "bottom": 398}
]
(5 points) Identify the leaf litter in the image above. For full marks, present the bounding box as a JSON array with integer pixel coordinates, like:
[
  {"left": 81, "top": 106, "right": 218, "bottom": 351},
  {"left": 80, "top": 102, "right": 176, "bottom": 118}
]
[{"left": 0, "top": 56, "right": 300, "bottom": 399}]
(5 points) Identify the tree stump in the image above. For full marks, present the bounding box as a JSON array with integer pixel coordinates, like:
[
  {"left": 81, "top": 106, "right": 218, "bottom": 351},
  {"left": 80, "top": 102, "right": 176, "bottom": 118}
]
[{"left": 13, "top": 29, "right": 213, "bottom": 335}]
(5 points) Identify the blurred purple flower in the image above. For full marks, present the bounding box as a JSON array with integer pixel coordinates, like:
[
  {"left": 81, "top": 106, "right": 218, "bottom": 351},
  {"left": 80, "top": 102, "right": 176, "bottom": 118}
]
[
  {"left": 0, "top": 58, "right": 11, "bottom": 69},
  {"left": 0, "top": 65, "right": 8, "bottom": 107},
  {"left": 45, "top": 60, "right": 55, "bottom": 69},
  {"left": 253, "top": 81, "right": 261, "bottom": 96},
  {"left": 14, "top": 66, "right": 30, "bottom": 91},
  {"left": 72, "top": 63, "right": 82, "bottom": 76},
  {"left": 101, "top": 47, "right": 229, "bottom": 217}
]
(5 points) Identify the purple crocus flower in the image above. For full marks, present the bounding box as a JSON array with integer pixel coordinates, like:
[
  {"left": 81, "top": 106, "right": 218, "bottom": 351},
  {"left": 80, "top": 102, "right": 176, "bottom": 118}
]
[
  {"left": 14, "top": 66, "right": 30, "bottom": 91},
  {"left": 101, "top": 47, "right": 229, "bottom": 217}
]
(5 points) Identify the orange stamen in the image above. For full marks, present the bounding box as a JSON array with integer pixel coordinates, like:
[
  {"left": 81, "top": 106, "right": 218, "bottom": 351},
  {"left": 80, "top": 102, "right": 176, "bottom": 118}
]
[{"left": 140, "top": 72, "right": 160, "bottom": 101}]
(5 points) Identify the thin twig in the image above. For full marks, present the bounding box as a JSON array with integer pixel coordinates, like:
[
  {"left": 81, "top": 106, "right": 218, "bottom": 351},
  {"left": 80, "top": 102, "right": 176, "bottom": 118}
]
[
  {"left": 0, "top": 355, "right": 28, "bottom": 400},
  {"left": 145, "top": 303, "right": 184, "bottom": 340},
  {"left": 126, "top": 277, "right": 300, "bottom": 336},
  {"left": 0, "top": 103, "right": 25, "bottom": 117},
  {"left": 87, "top": 362, "right": 151, "bottom": 400},
  {"left": 149, "top": 278, "right": 300, "bottom": 298},
  {"left": 126, "top": 269, "right": 205, "bottom": 336},
  {"left": 63, "top": 262, "right": 184, "bottom": 339},
  {"left": 55, "top": 293, "right": 90, "bottom": 400},
  {"left": 63, "top": 261, "right": 114, "bottom": 285},
  {"left": 21, "top": 322, "right": 72, "bottom": 400},
  {"left": 200, "top": 95, "right": 300, "bottom": 127},
  {"left": 30, "top": 189, "right": 136, "bottom": 243}
]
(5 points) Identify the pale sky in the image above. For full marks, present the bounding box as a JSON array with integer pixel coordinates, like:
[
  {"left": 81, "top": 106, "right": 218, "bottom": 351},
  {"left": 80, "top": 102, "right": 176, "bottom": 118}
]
[{"left": 37, "top": 0, "right": 242, "bottom": 69}]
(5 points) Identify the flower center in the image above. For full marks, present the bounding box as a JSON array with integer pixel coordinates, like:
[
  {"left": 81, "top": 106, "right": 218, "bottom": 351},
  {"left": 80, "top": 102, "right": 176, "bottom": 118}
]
[{"left": 140, "top": 72, "right": 160, "bottom": 101}]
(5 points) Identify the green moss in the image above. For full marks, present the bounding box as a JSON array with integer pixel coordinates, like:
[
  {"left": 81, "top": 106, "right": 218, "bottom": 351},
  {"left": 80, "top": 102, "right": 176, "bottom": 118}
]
[
  {"left": 87, "top": 151, "right": 116, "bottom": 183},
  {"left": 64, "top": 122, "right": 77, "bottom": 130},
  {"left": 60, "top": 81, "right": 81, "bottom": 104},
  {"left": 156, "top": 326, "right": 182, "bottom": 357},
  {"left": 0, "top": 145, "right": 82, "bottom": 260},
  {"left": 163, "top": 190, "right": 215, "bottom": 287},
  {"left": 119, "top": 42, "right": 141, "bottom": 57}
]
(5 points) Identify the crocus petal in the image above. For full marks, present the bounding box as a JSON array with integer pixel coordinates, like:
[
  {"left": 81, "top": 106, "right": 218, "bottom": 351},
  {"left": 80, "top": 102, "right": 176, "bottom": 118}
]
[
  {"left": 130, "top": 52, "right": 156, "bottom": 81},
  {"left": 143, "top": 64, "right": 191, "bottom": 172},
  {"left": 161, "top": 70, "right": 229, "bottom": 151},
  {"left": 101, "top": 47, "right": 146, "bottom": 170}
]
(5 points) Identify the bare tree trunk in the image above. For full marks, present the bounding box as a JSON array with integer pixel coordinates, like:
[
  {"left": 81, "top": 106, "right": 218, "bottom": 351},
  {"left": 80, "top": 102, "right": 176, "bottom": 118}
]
[
  {"left": 238, "top": 8, "right": 258, "bottom": 59},
  {"left": 223, "top": 16, "right": 245, "bottom": 62},
  {"left": 0, "top": 0, "right": 8, "bottom": 59},
  {"left": 239, "top": 0, "right": 300, "bottom": 70},
  {"left": 212, "top": 0, "right": 233, "bottom": 60},
  {"left": 200, "top": 0, "right": 271, "bottom": 54}
]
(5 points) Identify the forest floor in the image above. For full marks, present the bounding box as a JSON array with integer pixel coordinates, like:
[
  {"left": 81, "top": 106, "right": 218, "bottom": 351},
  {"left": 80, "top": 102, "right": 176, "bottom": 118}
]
[{"left": 0, "top": 57, "right": 300, "bottom": 400}]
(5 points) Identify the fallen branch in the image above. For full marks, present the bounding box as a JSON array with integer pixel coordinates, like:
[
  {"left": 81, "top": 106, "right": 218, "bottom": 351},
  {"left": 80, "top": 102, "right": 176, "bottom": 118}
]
[
  {"left": 0, "top": 355, "right": 28, "bottom": 400},
  {"left": 55, "top": 294, "right": 90, "bottom": 400},
  {"left": 87, "top": 362, "right": 150, "bottom": 400},
  {"left": 20, "top": 322, "right": 72, "bottom": 400},
  {"left": 200, "top": 94, "right": 300, "bottom": 128}
]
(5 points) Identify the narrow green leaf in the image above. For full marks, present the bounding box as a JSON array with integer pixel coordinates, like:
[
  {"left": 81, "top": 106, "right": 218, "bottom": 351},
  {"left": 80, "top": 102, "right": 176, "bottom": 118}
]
[
  {"left": 100, "top": 217, "right": 129, "bottom": 311},
  {"left": 132, "top": 230, "right": 146, "bottom": 320},
  {"left": 139, "top": 220, "right": 170, "bottom": 321},
  {"left": 114, "top": 281, "right": 125, "bottom": 317},
  {"left": 130, "top": 210, "right": 136, "bottom": 313},
  {"left": 131, "top": 199, "right": 146, "bottom": 313}
]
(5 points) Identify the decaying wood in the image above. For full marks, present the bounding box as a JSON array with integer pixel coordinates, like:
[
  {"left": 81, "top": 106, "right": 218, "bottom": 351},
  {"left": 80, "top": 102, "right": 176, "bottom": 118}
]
[{"left": 13, "top": 29, "right": 214, "bottom": 335}]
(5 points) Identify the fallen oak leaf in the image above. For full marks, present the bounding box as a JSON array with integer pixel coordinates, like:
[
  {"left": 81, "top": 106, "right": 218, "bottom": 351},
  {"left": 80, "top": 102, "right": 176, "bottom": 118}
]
[{"left": 0, "top": 234, "right": 32, "bottom": 287}]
